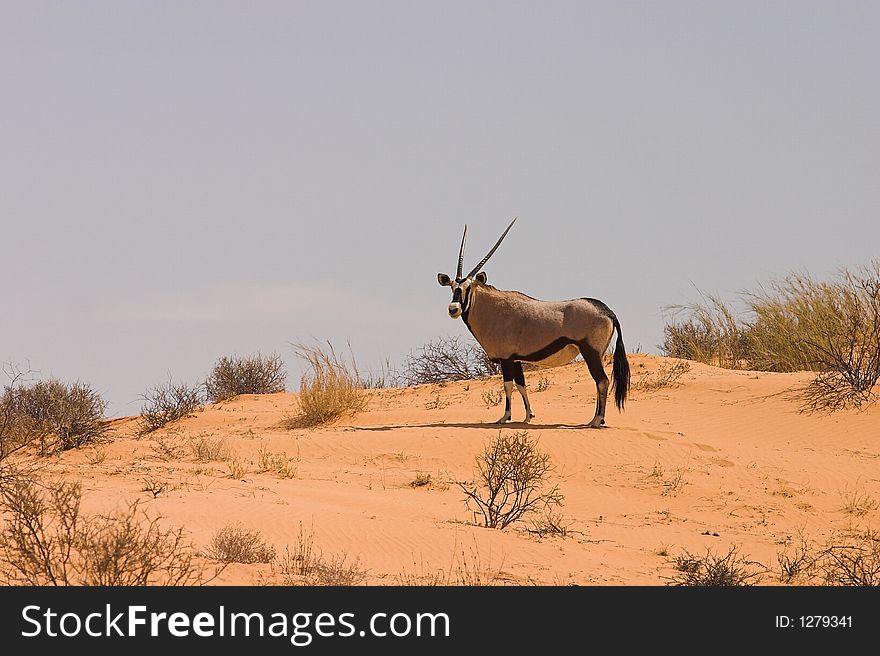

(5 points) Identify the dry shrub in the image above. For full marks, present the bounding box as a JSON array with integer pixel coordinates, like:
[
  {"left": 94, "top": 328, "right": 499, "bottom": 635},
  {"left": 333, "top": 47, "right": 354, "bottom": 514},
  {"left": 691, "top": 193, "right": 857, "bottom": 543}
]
[
  {"left": 819, "top": 528, "right": 880, "bottom": 586},
  {"left": 777, "top": 531, "right": 816, "bottom": 584},
  {"left": 398, "top": 335, "right": 499, "bottom": 386},
  {"left": 671, "top": 545, "right": 765, "bottom": 586},
  {"left": 0, "top": 477, "right": 209, "bottom": 585},
  {"left": 777, "top": 528, "right": 880, "bottom": 586},
  {"left": 633, "top": 360, "right": 691, "bottom": 392},
  {"left": 207, "top": 523, "right": 276, "bottom": 564},
  {"left": 205, "top": 353, "right": 286, "bottom": 403},
  {"left": 1, "top": 378, "right": 107, "bottom": 454},
  {"left": 458, "top": 431, "right": 563, "bottom": 529},
  {"left": 288, "top": 342, "right": 368, "bottom": 428},
  {"left": 526, "top": 509, "right": 573, "bottom": 538},
  {"left": 663, "top": 262, "right": 880, "bottom": 411},
  {"left": 139, "top": 379, "right": 203, "bottom": 433},
  {"left": 0, "top": 368, "right": 31, "bottom": 460},
  {"left": 272, "top": 522, "right": 366, "bottom": 586}
]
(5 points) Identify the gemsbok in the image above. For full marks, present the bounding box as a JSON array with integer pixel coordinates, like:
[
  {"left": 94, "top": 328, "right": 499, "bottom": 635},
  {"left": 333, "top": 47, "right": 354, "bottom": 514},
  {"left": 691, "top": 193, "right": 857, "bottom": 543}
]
[{"left": 437, "top": 218, "right": 630, "bottom": 428}]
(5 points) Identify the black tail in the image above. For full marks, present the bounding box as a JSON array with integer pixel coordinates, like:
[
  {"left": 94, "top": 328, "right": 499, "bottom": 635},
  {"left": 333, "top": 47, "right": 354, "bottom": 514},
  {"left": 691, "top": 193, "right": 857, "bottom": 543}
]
[{"left": 611, "top": 316, "right": 630, "bottom": 411}]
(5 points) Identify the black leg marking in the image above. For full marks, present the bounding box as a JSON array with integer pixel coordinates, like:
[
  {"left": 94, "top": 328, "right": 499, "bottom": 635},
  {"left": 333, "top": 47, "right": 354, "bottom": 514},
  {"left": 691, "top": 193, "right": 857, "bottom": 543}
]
[
  {"left": 580, "top": 345, "right": 609, "bottom": 428},
  {"left": 512, "top": 362, "right": 535, "bottom": 422},
  {"left": 496, "top": 360, "right": 515, "bottom": 424}
]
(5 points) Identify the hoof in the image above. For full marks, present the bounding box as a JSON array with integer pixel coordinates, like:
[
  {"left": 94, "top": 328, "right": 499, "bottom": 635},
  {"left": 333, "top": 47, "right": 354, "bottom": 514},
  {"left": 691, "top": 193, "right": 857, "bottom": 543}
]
[
  {"left": 495, "top": 417, "right": 511, "bottom": 425},
  {"left": 523, "top": 414, "right": 536, "bottom": 424},
  {"left": 587, "top": 418, "right": 606, "bottom": 429}
]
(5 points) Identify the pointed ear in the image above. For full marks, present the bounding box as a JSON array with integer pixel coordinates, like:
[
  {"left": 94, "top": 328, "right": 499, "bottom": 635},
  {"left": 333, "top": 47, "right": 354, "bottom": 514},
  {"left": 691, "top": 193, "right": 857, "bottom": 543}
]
[
  {"left": 437, "top": 273, "right": 452, "bottom": 286},
  {"left": 474, "top": 272, "right": 488, "bottom": 284}
]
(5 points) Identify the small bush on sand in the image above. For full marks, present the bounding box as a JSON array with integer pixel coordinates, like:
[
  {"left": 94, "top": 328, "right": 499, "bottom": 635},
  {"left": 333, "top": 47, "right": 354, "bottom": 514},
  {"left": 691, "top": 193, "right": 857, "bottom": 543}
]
[
  {"left": 206, "top": 523, "right": 275, "bottom": 564},
  {"left": 139, "top": 379, "right": 203, "bottom": 433},
  {"left": 818, "top": 528, "right": 880, "bottom": 586},
  {"left": 288, "top": 342, "right": 368, "bottom": 428},
  {"left": 0, "top": 368, "right": 33, "bottom": 460},
  {"left": 0, "top": 477, "right": 209, "bottom": 585},
  {"left": 776, "top": 528, "right": 880, "bottom": 586},
  {"left": 633, "top": 360, "right": 691, "bottom": 392},
  {"left": 398, "top": 335, "right": 499, "bottom": 386},
  {"left": 272, "top": 522, "right": 366, "bottom": 586},
  {"left": 458, "top": 431, "right": 563, "bottom": 529},
  {"left": 671, "top": 546, "right": 764, "bottom": 586},
  {"left": 205, "top": 353, "right": 286, "bottom": 403},
  {"left": 2, "top": 378, "right": 107, "bottom": 454}
]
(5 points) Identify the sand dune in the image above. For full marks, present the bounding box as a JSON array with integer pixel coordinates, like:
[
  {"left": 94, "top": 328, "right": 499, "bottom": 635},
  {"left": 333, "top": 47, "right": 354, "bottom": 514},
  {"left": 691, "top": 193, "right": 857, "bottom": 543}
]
[{"left": 25, "top": 354, "right": 880, "bottom": 585}]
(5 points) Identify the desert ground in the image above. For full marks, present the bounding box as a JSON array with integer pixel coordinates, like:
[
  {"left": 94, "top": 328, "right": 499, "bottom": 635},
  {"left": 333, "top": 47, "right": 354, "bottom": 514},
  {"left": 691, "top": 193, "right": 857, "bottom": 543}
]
[{"left": 20, "top": 354, "right": 880, "bottom": 585}]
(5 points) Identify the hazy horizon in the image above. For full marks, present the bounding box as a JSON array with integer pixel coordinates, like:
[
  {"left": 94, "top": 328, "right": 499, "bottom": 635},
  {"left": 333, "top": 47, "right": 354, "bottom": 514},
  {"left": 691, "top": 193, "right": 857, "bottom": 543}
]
[{"left": 2, "top": 2, "right": 878, "bottom": 416}]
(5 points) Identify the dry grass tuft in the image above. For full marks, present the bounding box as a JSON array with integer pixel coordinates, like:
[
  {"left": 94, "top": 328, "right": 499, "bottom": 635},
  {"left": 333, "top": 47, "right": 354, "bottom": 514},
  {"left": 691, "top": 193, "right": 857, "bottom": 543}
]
[
  {"left": 287, "top": 342, "right": 369, "bottom": 428},
  {"left": 663, "top": 263, "right": 880, "bottom": 412},
  {"left": 272, "top": 522, "right": 367, "bottom": 586},
  {"left": 257, "top": 446, "right": 298, "bottom": 479}
]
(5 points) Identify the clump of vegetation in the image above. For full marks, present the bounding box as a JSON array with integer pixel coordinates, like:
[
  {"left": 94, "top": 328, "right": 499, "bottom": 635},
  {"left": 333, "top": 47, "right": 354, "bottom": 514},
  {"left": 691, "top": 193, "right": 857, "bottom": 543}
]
[
  {"left": 288, "top": 342, "right": 368, "bottom": 428},
  {"left": 662, "top": 292, "right": 747, "bottom": 370},
  {"left": 410, "top": 472, "right": 432, "bottom": 488},
  {"left": 776, "top": 528, "right": 880, "bottom": 586},
  {"left": 819, "top": 528, "right": 880, "bottom": 586},
  {"left": 0, "top": 477, "right": 209, "bottom": 585},
  {"left": 777, "top": 531, "right": 815, "bottom": 584},
  {"left": 481, "top": 389, "right": 503, "bottom": 407},
  {"left": 663, "top": 262, "right": 880, "bottom": 412},
  {"left": 139, "top": 379, "right": 203, "bottom": 433},
  {"left": 671, "top": 546, "right": 765, "bottom": 586},
  {"left": 396, "top": 546, "right": 504, "bottom": 586},
  {"left": 205, "top": 353, "right": 286, "bottom": 403},
  {"left": 272, "top": 522, "right": 366, "bottom": 586},
  {"left": 206, "top": 523, "right": 276, "bottom": 564},
  {"left": 1, "top": 378, "right": 107, "bottom": 454},
  {"left": 424, "top": 390, "right": 449, "bottom": 410},
  {"left": 257, "top": 446, "right": 298, "bottom": 479},
  {"left": 840, "top": 488, "right": 878, "bottom": 517},
  {"left": 534, "top": 375, "right": 552, "bottom": 392},
  {"left": 398, "top": 336, "right": 499, "bottom": 386},
  {"left": 188, "top": 433, "right": 229, "bottom": 462},
  {"left": 458, "top": 431, "right": 563, "bottom": 529},
  {"left": 526, "top": 509, "right": 573, "bottom": 538},
  {"left": 633, "top": 360, "right": 691, "bottom": 392}
]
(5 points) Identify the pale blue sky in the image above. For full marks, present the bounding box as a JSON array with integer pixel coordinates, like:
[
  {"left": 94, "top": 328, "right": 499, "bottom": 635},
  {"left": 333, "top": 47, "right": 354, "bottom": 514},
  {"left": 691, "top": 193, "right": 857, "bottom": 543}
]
[{"left": 2, "top": 1, "right": 878, "bottom": 415}]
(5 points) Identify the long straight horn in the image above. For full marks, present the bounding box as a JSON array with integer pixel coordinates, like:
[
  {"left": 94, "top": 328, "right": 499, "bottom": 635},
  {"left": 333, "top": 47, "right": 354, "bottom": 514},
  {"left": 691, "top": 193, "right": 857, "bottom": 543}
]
[
  {"left": 456, "top": 225, "right": 467, "bottom": 279},
  {"left": 466, "top": 217, "right": 517, "bottom": 279}
]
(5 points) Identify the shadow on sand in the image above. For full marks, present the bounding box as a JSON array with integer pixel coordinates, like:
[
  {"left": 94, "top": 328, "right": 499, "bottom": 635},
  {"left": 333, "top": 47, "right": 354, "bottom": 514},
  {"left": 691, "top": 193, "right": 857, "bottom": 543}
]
[{"left": 350, "top": 421, "right": 607, "bottom": 432}]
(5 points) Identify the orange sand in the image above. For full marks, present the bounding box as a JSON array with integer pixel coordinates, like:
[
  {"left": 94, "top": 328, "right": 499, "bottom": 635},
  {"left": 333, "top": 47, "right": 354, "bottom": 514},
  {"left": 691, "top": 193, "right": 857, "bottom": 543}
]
[{"left": 23, "top": 354, "right": 880, "bottom": 585}]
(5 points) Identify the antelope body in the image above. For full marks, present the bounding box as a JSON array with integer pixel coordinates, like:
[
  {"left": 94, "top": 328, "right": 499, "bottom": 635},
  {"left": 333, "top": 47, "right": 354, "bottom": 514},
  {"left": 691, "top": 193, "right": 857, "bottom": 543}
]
[{"left": 437, "top": 219, "right": 630, "bottom": 428}]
